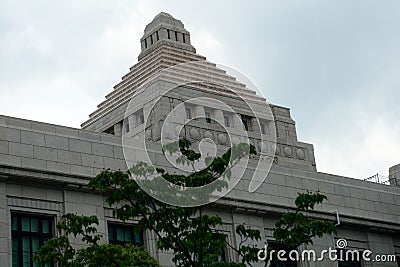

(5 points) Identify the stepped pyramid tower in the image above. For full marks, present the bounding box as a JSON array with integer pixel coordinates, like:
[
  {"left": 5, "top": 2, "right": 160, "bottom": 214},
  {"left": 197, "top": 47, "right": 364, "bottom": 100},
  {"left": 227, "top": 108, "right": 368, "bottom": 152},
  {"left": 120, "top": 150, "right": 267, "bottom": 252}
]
[{"left": 82, "top": 12, "right": 317, "bottom": 174}]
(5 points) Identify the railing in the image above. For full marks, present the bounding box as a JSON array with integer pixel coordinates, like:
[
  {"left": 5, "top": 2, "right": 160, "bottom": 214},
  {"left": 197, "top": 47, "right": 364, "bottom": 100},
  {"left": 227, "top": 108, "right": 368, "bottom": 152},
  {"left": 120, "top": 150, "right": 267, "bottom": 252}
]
[{"left": 364, "top": 173, "right": 399, "bottom": 187}]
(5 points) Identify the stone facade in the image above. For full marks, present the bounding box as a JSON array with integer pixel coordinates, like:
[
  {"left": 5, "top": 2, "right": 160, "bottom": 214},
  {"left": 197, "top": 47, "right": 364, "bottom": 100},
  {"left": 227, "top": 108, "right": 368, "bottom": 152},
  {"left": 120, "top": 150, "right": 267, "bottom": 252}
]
[{"left": 0, "top": 12, "right": 399, "bottom": 267}]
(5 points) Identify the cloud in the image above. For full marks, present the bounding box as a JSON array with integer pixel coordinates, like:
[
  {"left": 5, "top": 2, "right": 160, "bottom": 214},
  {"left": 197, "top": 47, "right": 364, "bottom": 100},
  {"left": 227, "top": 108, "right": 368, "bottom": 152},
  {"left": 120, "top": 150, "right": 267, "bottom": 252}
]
[
  {"left": 191, "top": 30, "right": 223, "bottom": 57},
  {"left": 313, "top": 107, "right": 400, "bottom": 179}
]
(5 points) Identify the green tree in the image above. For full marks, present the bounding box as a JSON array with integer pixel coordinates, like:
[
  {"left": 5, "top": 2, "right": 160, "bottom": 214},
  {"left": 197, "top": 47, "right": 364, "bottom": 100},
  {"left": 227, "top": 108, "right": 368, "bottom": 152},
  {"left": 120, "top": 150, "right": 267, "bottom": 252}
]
[
  {"left": 273, "top": 191, "right": 337, "bottom": 249},
  {"left": 258, "top": 191, "right": 338, "bottom": 266},
  {"left": 89, "top": 138, "right": 336, "bottom": 266},
  {"left": 33, "top": 213, "right": 160, "bottom": 267},
  {"left": 89, "top": 139, "right": 260, "bottom": 267}
]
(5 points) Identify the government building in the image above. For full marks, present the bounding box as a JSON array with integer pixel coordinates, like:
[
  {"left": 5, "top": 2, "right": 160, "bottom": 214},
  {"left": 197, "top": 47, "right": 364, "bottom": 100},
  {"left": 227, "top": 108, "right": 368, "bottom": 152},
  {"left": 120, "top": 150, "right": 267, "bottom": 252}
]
[{"left": 0, "top": 13, "right": 399, "bottom": 267}]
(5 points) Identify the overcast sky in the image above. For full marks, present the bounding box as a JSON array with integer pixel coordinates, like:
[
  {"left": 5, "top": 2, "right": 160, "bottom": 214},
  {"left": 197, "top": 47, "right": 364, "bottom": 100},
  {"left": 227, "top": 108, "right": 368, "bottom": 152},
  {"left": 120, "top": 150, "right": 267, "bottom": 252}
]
[{"left": 1, "top": 0, "right": 399, "bottom": 180}]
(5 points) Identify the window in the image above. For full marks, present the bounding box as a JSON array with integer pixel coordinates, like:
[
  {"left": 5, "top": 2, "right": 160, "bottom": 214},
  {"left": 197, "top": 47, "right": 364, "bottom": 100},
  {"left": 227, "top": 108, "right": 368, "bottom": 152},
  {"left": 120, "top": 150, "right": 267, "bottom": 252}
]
[
  {"left": 338, "top": 259, "right": 362, "bottom": 267},
  {"left": 137, "top": 114, "right": 144, "bottom": 125},
  {"left": 337, "top": 249, "right": 361, "bottom": 267},
  {"left": 241, "top": 115, "right": 252, "bottom": 131},
  {"left": 136, "top": 109, "right": 144, "bottom": 125},
  {"left": 104, "top": 125, "right": 115, "bottom": 135},
  {"left": 108, "top": 223, "right": 143, "bottom": 246},
  {"left": 123, "top": 118, "right": 129, "bottom": 133},
  {"left": 223, "top": 113, "right": 233, "bottom": 128},
  {"left": 167, "top": 29, "right": 170, "bottom": 39},
  {"left": 260, "top": 123, "right": 266, "bottom": 134},
  {"left": 218, "top": 239, "right": 227, "bottom": 262},
  {"left": 205, "top": 111, "right": 212, "bottom": 124},
  {"left": 175, "top": 31, "right": 178, "bottom": 41},
  {"left": 242, "top": 119, "right": 249, "bottom": 131},
  {"left": 182, "top": 33, "right": 186, "bottom": 43},
  {"left": 156, "top": 31, "right": 159, "bottom": 41},
  {"left": 150, "top": 34, "right": 153, "bottom": 45},
  {"left": 267, "top": 242, "right": 297, "bottom": 267},
  {"left": 12, "top": 213, "right": 53, "bottom": 267},
  {"left": 144, "top": 39, "right": 147, "bottom": 49},
  {"left": 224, "top": 115, "right": 230, "bottom": 127},
  {"left": 186, "top": 107, "right": 193, "bottom": 120}
]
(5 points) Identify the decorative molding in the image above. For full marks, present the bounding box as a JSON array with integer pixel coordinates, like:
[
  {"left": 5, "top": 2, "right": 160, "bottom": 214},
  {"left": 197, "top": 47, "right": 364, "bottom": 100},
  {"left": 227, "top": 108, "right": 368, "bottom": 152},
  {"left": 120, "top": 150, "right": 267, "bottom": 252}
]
[
  {"left": 189, "top": 128, "right": 200, "bottom": 140},
  {"left": 217, "top": 133, "right": 227, "bottom": 145},
  {"left": 283, "top": 146, "right": 292, "bottom": 157},
  {"left": 296, "top": 148, "right": 306, "bottom": 160},
  {"left": 275, "top": 144, "right": 308, "bottom": 161},
  {"left": 204, "top": 130, "right": 213, "bottom": 140},
  {"left": 7, "top": 196, "right": 62, "bottom": 211}
]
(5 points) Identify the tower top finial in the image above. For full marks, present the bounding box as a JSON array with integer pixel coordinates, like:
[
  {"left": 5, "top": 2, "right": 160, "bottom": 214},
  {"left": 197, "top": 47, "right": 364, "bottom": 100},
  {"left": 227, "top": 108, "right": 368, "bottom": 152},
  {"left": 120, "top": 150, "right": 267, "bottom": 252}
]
[{"left": 138, "top": 12, "right": 196, "bottom": 60}]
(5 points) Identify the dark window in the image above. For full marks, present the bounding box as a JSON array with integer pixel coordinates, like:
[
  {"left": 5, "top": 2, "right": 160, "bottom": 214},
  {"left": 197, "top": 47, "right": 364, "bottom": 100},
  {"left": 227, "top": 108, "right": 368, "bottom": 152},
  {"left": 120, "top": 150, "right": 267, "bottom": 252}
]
[
  {"left": 136, "top": 109, "right": 144, "bottom": 126},
  {"left": 224, "top": 115, "right": 230, "bottom": 127},
  {"left": 108, "top": 223, "right": 143, "bottom": 246},
  {"left": 338, "top": 260, "right": 362, "bottom": 267},
  {"left": 104, "top": 125, "right": 115, "bottom": 135},
  {"left": 150, "top": 34, "right": 153, "bottom": 45},
  {"left": 268, "top": 242, "right": 297, "bottom": 267},
  {"left": 242, "top": 119, "right": 249, "bottom": 131},
  {"left": 175, "top": 31, "right": 178, "bottom": 41},
  {"left": 337, "top": 249, "right": 362, "bottom": 267},
  {"left": 138, "top": 114, "right": 144, "bottom": 125},
  {"left": 241, "top": 116, "right": 252, "bottom": 131},
  {"left": 218, "top": 240, "right": 227, "bottom": 262},
  {"left": 205, "top": 111, "right": 212, "bottom": 124},
  {"left": 182, "top": 33, "right": 186, "bottom": 43},
  {"left": 167, "top": 29, "right": 170, "bottom": 39},
  {"left": 145, "top": 38, "right": 147, "bottom": 48},
  {"left": 12, "top": 213, "right": 53, "bottom": 267},
  {"left": 156, "top": 31, "right": 159, "bottom": 41}
]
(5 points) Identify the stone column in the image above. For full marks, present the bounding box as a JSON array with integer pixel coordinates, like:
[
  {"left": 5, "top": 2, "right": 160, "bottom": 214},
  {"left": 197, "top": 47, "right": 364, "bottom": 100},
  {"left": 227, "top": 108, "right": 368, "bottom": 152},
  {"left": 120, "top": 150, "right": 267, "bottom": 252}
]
[
  {"left": 214, "top": 110, "right": 224, "bottom": 125},
  {"left": 128, "top": 114, "right": 136, "bottom": 130},
  {"left": 152, "top": 120, "right": 162, "bottom": 141},
  {"left": 233, "top": 114, "right": 243, "bottom": 130},
  {"left": 194, "top": 105, "right": 205, "bottom": 119},
  {"left": 176, "top": 31, "right": 182, "bottom": 43},
  {"left": 250, "top": 118, "right": 259, "bottom": 133},
  {"left": 0, "top": 180, "right": 9, "bottom": 266},
  {"left": 185, "top": 32, "right": 192, "bottom": 45},
  {"left": 114, "top": 122, "right": 123, "bottom": 136},
  {"left": 160, "top": 28, "right": 168, "bottom": 39}
]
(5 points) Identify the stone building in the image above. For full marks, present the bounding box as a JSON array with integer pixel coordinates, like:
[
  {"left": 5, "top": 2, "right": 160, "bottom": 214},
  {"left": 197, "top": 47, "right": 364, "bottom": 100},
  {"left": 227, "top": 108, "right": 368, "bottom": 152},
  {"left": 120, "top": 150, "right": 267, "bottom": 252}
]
[{"left": 0, "top": 12, "right": 399, "bottom": 267}]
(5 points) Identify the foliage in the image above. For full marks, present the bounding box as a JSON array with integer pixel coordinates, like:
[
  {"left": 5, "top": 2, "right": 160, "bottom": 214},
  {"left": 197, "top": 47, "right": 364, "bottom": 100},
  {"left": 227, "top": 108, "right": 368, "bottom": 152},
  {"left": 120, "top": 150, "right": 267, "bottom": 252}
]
[
  {"left": 273, "top": 191, "right": 337, "bottom": 249},
  {"left": 33, "top": 213, "right": 160, "bottom": 267},
  {"left": 89, "top": 138, "right": 259, "bottom": 267},
  {"left": 77, "top": 244, "right": 160, "bottom": 267}
]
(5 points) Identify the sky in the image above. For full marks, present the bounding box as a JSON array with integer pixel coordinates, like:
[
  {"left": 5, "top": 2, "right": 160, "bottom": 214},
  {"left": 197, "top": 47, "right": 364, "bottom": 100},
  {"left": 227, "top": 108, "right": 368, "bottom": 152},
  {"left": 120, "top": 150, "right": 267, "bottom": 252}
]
[{"left": 0, "top": 0, "right": 399, "bottom": 180}]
